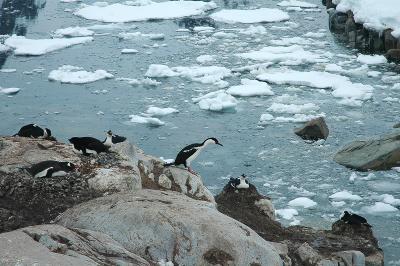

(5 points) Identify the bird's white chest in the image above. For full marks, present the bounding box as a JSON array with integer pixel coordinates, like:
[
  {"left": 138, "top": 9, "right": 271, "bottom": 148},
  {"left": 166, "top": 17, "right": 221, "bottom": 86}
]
[
  {"left": 34, "top": 167, "right": 53, "bottom": 178},
  {"left": 237, "top": 179, "right": 249, "bottom": 189},
  {"left": 186, "top": 147, "right": 203, "bottom": 165},
  {"left": 104, "top": 136, "right": 113, "bottom": 147}
]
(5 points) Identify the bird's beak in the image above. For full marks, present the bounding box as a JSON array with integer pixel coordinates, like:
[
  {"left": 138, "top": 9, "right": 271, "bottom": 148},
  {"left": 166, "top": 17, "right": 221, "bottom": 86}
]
[{"left": 217, "top": 143, "right": 223, "bottom": 146}]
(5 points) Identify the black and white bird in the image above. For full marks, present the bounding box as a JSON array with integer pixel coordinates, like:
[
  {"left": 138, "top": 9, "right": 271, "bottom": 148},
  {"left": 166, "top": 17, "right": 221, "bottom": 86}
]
[
  {"left": 228, "top": 174, "right": 250, "bottom": 189},
  {"left": 340, "top": 211, "right": 371, "bottom": 227},
  {"left": 69, "top": 137, "right": 109, "bottom": 156},
  {"left": 164, "top": 137, "right": 223, "bottom": 174},
  {"left": 27, "top": 160, "right": 75, "bottom": 178},
  {"left": 103, "top": 130, "right": 127, "bottom": 147},
  {"left": 14, "top": 124, "right": 52, "bottom": 139}
]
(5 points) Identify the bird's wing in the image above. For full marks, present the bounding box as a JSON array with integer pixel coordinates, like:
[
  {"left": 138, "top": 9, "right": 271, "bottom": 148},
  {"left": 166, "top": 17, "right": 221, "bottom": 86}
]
[
  {"left": 113, "top": 135, "right": 127, "bottom": 143},
  {"left": 174, "top": 144, "right": 200, "bottom": 164}
]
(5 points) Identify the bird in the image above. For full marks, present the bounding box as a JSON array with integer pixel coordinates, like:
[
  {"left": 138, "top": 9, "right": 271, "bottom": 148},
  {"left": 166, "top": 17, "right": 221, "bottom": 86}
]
[
  {"left": 27, "top": 160, "right": 75, "bottom": 178},
  {"left": 14, "top": 124, "right": 52, "bottom": 139},
  {"left": 69, "top": 137, "right": 109, "bottom": 156},
  {"left": 103, "top": 130, "right": 127, "bottom": 147},
  {"left": 228, "top": 174, "right": 249, "bottom": 189},
  {"left": 164, "top": 137, "right": 223, "bottom": 175},
  {"left": 340, "top": 211, "right": 371, "bottom": 227}
]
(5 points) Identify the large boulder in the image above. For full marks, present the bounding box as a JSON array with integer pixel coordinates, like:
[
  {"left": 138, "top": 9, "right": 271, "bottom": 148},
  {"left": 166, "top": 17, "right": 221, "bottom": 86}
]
[
  {"left": 386, "top": 49, "right": 400, "bottom": 63},
  {"left": 0, "top": 224, "right": 149, "bottom": 266},
  {"left": 56, "top": 189, "right": 283, "bottom": 265},
  {"left": 0, "top": 136, "right": 141, "bottom": 232},
  {"left": 294, "top": 117, "right": 329, "bottom": 141},
  {"left": 334, "top": 131, "right": 400, "bottom": 171}
]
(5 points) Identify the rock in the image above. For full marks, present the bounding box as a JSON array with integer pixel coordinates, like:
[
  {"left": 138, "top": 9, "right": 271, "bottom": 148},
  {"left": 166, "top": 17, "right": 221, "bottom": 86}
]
[
  {"left": 329, "top": 11, "right": 347, "bottom": 33},
  {"left": 294, "top": 117, "right": 329, "bottom": 141},
  {"left": 56, "top": 189, "right": 283, "bottom": 265},
  {"left": 138, "top": 154, "right": 214, "bottom": 202},
  {"left": 386, "top": 49, "right": 400, "bottom": 63},
  {"left": 334, "top": 131, "right": 400, "bottom": 171},
  {"left": 368, "top": 30, "right": 385, "bottom": 53},
  {"left": 0, "top": 137, "right": 141, "bottom": 233},
  {"left": 0, "top": 224, "right": 149, "bottom": 266},
  {"left": 393, "top": 122, "right": 400, "bottom": 128},
  {"left": 384, "top": 29, "right": 398, "bottom": 51},
  {"left": 334, "top": 250, "right": 365, "bottom": 266},
  {"left": 325, "top": 0, "right": 336, "bottom": 9},
  {"left": 296, "top": 242, "right": 322, "bottom": 265}
]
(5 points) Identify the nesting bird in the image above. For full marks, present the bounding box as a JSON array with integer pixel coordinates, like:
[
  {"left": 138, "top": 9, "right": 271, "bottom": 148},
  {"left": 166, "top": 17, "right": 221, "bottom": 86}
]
[
  {"left": 27, "top": 160, "right": 75, "bottom": 178},
  {"left": 103, "top": 130, "right": 127, "bottom": 147},
  {"left": 164, "top": 137, "right": 223, "bottom": 174},
  {"left": 340, "top": 211, "right": 371, "bottom": 227},
  {"left": 14, "top": 124, "right": 52, "bottom": 139},
  {"left": 228, "top": 174, "right": 249, "bottom": 189},
  {"left": 69, "top": 136, "right": 109, "bottom": 156}
]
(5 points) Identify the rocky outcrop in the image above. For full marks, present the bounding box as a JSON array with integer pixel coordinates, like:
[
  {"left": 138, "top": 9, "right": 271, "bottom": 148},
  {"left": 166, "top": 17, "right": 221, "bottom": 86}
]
[
  {"left": 56, "top": 189, "right": 283, "bottom": 265},
  {"left": 324, "top": 3, "right": 400, "bottom": 58},
  {"left": 334, "top": 131, "right": 400, "bottom": 171},
  {"left": 294, "top": 117, "right": 329, "bottom": 141},
  {"left": 0, "top": 224, "right": 149, "bottom": 266},
  {"left": 215, "top": 184, "right": 384, "bottom": 266}
]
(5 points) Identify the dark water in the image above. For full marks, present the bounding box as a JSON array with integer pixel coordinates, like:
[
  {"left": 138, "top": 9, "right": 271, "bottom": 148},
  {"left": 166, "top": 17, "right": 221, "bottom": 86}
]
[{"left": 1, "top": 0, "right": 400, "bottom": 263}]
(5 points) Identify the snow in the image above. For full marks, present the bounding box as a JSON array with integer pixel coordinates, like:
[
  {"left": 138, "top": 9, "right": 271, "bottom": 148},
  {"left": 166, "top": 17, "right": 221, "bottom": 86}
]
[
  {"left": 329, "top": 190, "right": 362, "bottom": 201},
  {"left": 74, "top": 1, "right": 217, "bottom": 23},
  {"left": 192, "top": 90, "right": 238, "bottom": 111},
  {"left": 267, "top": 103, "right": 319, "bottom": 114},
  {"left": 237, "top": 45, "right": 323, "bottom": 64},
  {"left": 4, "top": 35, "right": 93, "bottom": 56},
  {"left": 303, "top": 31, "right": 325, "bottom": 38},
  {"left": 361, "top": 202, "right": 399, "bottom": 214},
  {"left": 0, "top": 44, "right": 11, "bottom": 53},
  {"left": 336, "top": 0, "right": 400, "bottom": 37},
  {"left": 226, "top": 79, "right": 274, "bottom": 97},
  {"left": 145, "top": 64, "right": 232, "bottom": 88},
  {"left": 196, "top": 55, "right": 215, "bottom": 64},
  {"left": 277, "top": 0, "right": 317, "bottom": 8},
  {"left": 357, "top": 54, "right": 387, "bottom": 65},
  {"left": 210, "top": 8, "right": 289, "bottom": 24},
  {"left": 53, "top": 27, "right": 94, "bottom": 37},
  {"left": 0, "top": 88, "right": 20, "bottom": 95},
  {"left": 288, "top": 197, "right": 317, "bottom": 208},
  {"left": 48, "top": 65, "right": 114, "bottom": 84},
  {"left": 275, "top": 208, "right": 298, "bottom": 220},
  {"left": 129, "top": 114, "right": 165, "bottom": 126},
  {"left": 145, "top": 107, "right": 178, "bottom": 116},
  {"left": 118, "top": 32, "right": 165, "bottom": 40},
  {"left": 121, "top": 48, "right": 138, "bottom": 54}
]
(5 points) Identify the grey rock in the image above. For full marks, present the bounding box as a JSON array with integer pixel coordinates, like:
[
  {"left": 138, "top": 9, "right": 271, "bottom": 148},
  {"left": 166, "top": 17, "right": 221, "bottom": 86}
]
[
  {"left": 296, "top": 242, "right": 322, "bottom": 265},
  {"left": 334, "top": 131, "right": 400, "bottom": 171},
  {"left": 294, "top": 117, "right": 329, "bottom": 141},
  {"left": 0, "top": 224, "right": 149, "bottom": 266},
  {"left": 157, "top": 174, "right": 172, "bottom": 189},
  {"left": 386, "top": 49, "right": 400, "bottom": 63},
  {"left": 384, "top": 29, "right": 398, "bottom": 51},
  {"left": 334, "top": 250, "right": 365, "bottom": 266},
  {"left": 329, "top": 11, "right": 347, "bottom": 33},
  {"left": 56, "top": 189, "right": 283, "bottom": 265}
]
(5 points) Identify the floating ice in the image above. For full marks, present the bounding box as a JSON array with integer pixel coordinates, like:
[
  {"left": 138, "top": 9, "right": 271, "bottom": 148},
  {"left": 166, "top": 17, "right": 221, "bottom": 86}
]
[
  {"left": 357, "top": 54, "right": 387, "bottom": 65},
  {"left": 192, "top": 90, "right": 238, "bottom": 111},
  {"left": 226, "top": 79, "right": 274, "bottom": 97},
  {"left": 145, "top": 64, "right": 177, "bottom": 77},
  {"left": 270, "top": 36, "right": 327, "bottom": 46},
  {"left": 331, "top": 201, "right": 346, "bottom": 207},
  {"left": 278, "top": 0, "right": 317, "bottom": 8},
  {"left": 4, "top": 35, "right": 93, "bottom": 56},
  {"left": 264, "top": 113, "right": 325, "bottom": 123},
  {"left": 276, "top": 208, "right": 298, "bottom": 220},
  {"left": 0, "top": 44, "right": 11, "bottom": 53},
  {"left": 48, "top": 65, "right": 113, "bottom": 84},
  {"left": 53, "top": 26, "right": 94, "bottom": 37},
  {"left": 329, "top": 190, "right": 362, "bottom": 201},
  {"left": 74, "top": 1, "right": 217, "bottom": 23},
  {"left": 237, "top": 45, "right": 323, "bottom": 65},
  {"left": 210, "top": 8, "right": 289, "bottom": 24},
  {"left": 267, "top": 103, "right": 319, "bottom": 114},
  {"left": 196, "top": 55, "right": 215, "bottom": 64},
  {"left": 288, "top": 197, "right": 317, "bottom": 208},
  {"left": 374, "top": 194, "right": 400, "bottom": 206},
  {"left": 361, "top": 202, "right": 399, "bottom": 214},
  {"left": 124, "top": 0, "right": 154, "bottom": 6},
  {"left": 118, "top": 32, "right": 165, "bottom": 40},
  {"left": 117, "top": 77, "right": 160, "bottom": 86},
  {"left": 258, "top": 113, "right": 274, "bottom": 125},
  {"left": 0, "top": 69, "right": 16, "bottom": 73},
  {"left": 129, "top": 114, "right": 165, "bottom": 126},
  {"left": 145, "top": 107, "right": 179, "bottom": 116},
  {"left": 121, "top": 48, "right": 139, "bottom": 54},
  {"left": 303, "top": 32, "right": 325, "bottom": 38},
  {"left": 0, "top": 87, "right": 20, "bottom": 95},
  {"left": 239, "top": 25, "right": 267, "bottom": 35}
]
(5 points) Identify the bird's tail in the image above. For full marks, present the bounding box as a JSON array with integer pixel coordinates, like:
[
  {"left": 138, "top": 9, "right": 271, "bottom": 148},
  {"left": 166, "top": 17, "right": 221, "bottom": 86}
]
[{"left": 163, "top": 162, "right": 175, "bottom": 167}]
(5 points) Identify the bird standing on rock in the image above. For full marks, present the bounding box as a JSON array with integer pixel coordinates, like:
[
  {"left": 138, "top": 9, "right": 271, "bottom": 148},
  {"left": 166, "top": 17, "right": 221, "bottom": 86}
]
[
  {"left": 69, "top": 136, "right": 109, "bottom": 156},
  {"left": 228, "top": 174, "right": 249, "bottom": 189},
  {"left": 164, "top": 137, "right": 223, "bottom": 175},
  {"left": 340, "top": 211, "right": 371, "bottom": 227},
  {"left": 103, "top": 130, "right": 127, "bottom": 147}
]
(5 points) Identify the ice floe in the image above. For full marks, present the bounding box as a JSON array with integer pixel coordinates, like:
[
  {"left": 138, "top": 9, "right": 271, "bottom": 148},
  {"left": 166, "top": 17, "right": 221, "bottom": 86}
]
[
  {"left": 373, "top": 194, "right": 400, "bottom": 206},
  {"left": 192, "top": 90, "right": 238, "bottom": 111},
  {"left": 259, "top": 113, "right": 325, "bottom": 124},
  {"left": 226, "top": 79, "right": 274, "bottom": 97},
  {"left": 237, "top": 45, "right": 324, "bottom": 65},
  {"left": 129, "top": 114, "right": 165, "bottom": 126},
  {"left": 0, "top": 44, "right": 11, "bottom": 53},
  {"left": 117, "top": 77, "right": 160, "bottom": 86},
  {"left": 278, "top": 0, "right": 317, "bottom": 8},
  {"left": 267, "top": 103, "right": 319, "bottom": 114},
  {"left": 239, "top": 25, "right": 267, "bottom": 35},
  {"left": 121, "top": 48, "right": 139, "bottom": 54},
  {"left": 275, "top": 208, "right": 298, "bottom": 220},
  {"left": 329, "top": 190, "right": 362, "bottom": 201},
  {"left": 357, "top": 54, "right": 388, "bottom": 65},
  {"left": 0, "top": 87, "right": 20, "bottom": 95},
  {"left": 210, "top": 8, "right": 289, "bottom": 24},
  {"left": 4, "top": 35, "right": 93, "bottom": 56},
  {"left": 118, "top": 32, "right": 165, "bottom": 40},
  {"left": 361, "top": 202, "right": 399, "bottom": 214},
  {"left": 145, "top": 107, "right": 178, "bottom": 116},
  {"left": 48, "top": 65, "right": 113, "bottom": 84},
  {"left": 196, "top": 55, "right": 215, "bottom": 64},
  {"left": 53, "top": 26, "right": 94, "bottom": 37},
  {"left": 74, "top": 1, "right": 217, "bottom": 23},
  {"left": 288, "top": 197, "right": 317, "bottom": 208}
]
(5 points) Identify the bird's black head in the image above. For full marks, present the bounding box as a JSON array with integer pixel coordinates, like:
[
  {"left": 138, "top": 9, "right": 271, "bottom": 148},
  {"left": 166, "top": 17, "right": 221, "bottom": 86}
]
[
  {"left": 45, "top": 128, "right": 52, "bottom": 137},
  {"left": 69, "top": 137, "right": 78, "bottom": 144},
  {"left": 61, "top": 162, "right": 76, "bottom": 171},
  {"left": 107, "top": 130, "right": 113, "bottom": 136},
  {"left": 204, "top": 137, "right": 223, "bottom": 146}
]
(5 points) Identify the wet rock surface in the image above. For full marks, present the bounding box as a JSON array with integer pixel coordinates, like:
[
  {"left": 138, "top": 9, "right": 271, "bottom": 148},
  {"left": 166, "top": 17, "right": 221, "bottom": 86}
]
[
  {"left": 215, "top": 184, "right": 384, "bottom": 265},
  {"left": 294, "top": 117, "right": 329, "bottom": 141}
]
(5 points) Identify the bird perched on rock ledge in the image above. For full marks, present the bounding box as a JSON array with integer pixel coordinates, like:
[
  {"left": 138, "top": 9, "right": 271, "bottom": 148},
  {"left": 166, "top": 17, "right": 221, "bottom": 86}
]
[
  {"left": 340, "top": 211, "right": 371, "bottom": 227},
  {"left": 228, "top": 174, "right": 249, "bottom": 189},
  {"left": 103, "top": 130, "right": 126, "bottom": 147},
  {"left": 164, "top": 137, "right": 223, "bottom": 175}
]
